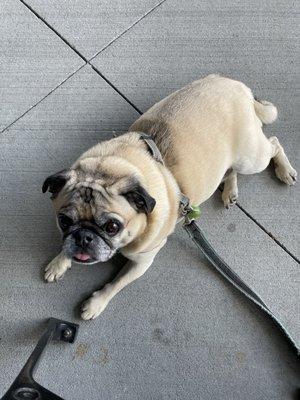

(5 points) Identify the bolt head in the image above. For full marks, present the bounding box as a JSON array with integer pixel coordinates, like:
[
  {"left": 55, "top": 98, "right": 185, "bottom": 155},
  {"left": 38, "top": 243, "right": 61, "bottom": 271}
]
[{"left": 62, "top": 328, "right": 72, "bottom": 339}]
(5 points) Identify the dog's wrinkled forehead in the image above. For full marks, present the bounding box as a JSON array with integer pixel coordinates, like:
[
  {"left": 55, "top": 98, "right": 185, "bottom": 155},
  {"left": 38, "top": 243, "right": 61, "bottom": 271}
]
[
  {"left": 44, "top": 158, "right": 156, "bottom": 216},
  {"left": 68, "top": 175, "right": 125, "bottom": 214},
  {"left": 56, "top": 165, "right": 115, "bottom": 200},
  {"left": 57, "top": 172, "right": 132, "bottom": 221},
  {"left": 67, "top": 186, "right": 97, "bottom": 220}
]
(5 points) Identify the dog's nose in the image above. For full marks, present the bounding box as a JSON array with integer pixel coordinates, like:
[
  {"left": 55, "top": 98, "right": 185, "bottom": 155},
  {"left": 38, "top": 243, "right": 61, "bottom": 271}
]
[{"left": 74, "top": 230, "right": 94, "bottom": 247}]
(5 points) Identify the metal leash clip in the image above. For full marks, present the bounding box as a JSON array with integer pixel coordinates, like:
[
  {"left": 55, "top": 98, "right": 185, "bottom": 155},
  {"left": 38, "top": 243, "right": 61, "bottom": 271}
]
[{"left": 180, "top": 194, "right": 201, "bottom": 225}]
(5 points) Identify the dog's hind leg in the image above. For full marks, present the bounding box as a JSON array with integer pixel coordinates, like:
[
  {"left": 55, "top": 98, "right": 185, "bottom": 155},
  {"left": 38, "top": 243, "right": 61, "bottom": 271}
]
[
  {"left": 269, "top": 136, "right": 297, "bottom": 185},
  {"left": 254, "top": 99, "right": 297, "bottom": 184},
  {"left": 222, "top": 170, "right": 238, "bottom": 208}
]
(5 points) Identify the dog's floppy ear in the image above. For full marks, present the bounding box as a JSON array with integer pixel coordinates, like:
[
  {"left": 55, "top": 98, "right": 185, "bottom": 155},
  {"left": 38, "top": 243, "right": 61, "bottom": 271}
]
[
  {"left": 42, "top": 169, "right": 69, "bottom": 198},
  {"left": 122, "top": 183, "right": 156, "bottom": 214}
]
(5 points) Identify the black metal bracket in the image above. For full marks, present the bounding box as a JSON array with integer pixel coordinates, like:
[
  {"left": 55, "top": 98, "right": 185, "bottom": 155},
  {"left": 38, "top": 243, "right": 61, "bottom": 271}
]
[{"left": 1, "top": 318, "right": 78, "bottom": 400}]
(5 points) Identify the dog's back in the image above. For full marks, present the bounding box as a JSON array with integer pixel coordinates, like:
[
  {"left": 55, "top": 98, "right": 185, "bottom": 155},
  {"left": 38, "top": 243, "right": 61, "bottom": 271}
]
[{"left": 130, "top": 75, "right": 261, "bottom": 204}]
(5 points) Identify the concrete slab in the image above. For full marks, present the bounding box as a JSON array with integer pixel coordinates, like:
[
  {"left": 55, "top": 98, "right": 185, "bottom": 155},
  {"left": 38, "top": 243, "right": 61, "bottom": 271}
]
[
  {"left": 0, "top": 0, "right": 84, "bottom": 132},
  {"left": 25, "top": 0, "right": 163, "bottom": 59},
  {"left": 93, "top": 0, "right": 300, "bottom": 257},
  {"left": 0, "top": 65, "right": 299, "bottom": 399}
]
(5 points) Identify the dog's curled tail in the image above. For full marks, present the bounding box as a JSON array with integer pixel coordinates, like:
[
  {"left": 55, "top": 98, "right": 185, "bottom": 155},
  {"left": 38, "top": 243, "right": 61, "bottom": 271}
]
[{"left": 254, "top": 98, "right": 278, "bottom": 124}]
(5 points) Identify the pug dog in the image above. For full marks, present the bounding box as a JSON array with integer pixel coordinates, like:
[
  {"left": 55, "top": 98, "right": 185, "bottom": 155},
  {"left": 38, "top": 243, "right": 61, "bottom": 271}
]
[{"left": 43, "top": 74, "right": 297, "bottom": 320}]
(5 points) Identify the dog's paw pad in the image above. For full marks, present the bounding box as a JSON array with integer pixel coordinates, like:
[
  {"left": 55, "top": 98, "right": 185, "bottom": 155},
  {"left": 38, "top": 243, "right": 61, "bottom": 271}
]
[{"left": 275, "top": 165, "right": 297, "bottom": 186}]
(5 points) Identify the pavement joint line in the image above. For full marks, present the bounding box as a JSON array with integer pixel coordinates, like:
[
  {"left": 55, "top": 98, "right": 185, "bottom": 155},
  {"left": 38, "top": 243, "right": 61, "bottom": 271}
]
[
  {"left": 88, "top": 0, "right": 168, "bottom": 62},
  {"left": 17, "top": 0, "right": 165, "bottom": 117},
  {"left": 0, "top": 64, "right": 86, "bottom": 134},
  {"left": 236, "top": 202, "right": 300, "bottom": 264},
  {"left": 218, "top": 186, "right": 299, "bottom": 263},
  {"left": 15, "top": 0, "right": 143, "bottom": 120},
  {"left": 89, "top": 64, "right": 142, "bottom": 114},
  {"left": 19, "top": 0, "right": 88, "bottom": 63},
  {"left": 10, "top": 0, "right": 299, "bottom": 264}
]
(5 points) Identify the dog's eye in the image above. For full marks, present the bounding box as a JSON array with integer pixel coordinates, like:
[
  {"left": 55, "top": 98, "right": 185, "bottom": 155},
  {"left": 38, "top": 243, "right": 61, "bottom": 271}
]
[
  {"left": 103, "top": 220, "right": 121, "bottom": 236},
  {"left": 58, "top": 214, "right": 73, "bottom": 230}
]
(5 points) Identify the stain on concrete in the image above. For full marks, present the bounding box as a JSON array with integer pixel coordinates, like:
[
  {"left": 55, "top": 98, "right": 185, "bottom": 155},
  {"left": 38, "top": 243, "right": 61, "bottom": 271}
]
[
  {"left": 99, "top": 346, "right": 109, "bottom": 365},
  {"left": 153, "top": 328, "right": 172, "bottom": 345},
  {"left": 235, "top": 351, "right": 246, "bottom": 363},
  {"left": 227, "top": 223, "right": 236, "bottom": 232},
  {"left": 73, "top": 343, "right": 89, "bottom": 360},
  {"left": 184, "top": 331, "right": 194, "bottom": 342}
]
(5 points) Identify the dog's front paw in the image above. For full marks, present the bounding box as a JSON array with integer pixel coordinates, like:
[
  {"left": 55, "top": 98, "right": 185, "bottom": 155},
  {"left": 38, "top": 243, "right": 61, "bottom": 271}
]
[
  {"left": 44, "top": 255, "right": 71, "bottom": 282},
  {"left": 81, "top": 291, "right": 110, "bottom": 320}
]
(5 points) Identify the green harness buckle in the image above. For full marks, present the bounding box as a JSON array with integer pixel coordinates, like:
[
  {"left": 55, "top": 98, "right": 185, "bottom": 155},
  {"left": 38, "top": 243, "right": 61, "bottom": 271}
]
[
  {"left": 180, "top": 194, "right": 201, "bottom": 224},
  {"left": 184, "top": 204, "right": 201, "bottom": 225},
  {"left": 187, "top": 205, "right": 201, "bottom": 220}
]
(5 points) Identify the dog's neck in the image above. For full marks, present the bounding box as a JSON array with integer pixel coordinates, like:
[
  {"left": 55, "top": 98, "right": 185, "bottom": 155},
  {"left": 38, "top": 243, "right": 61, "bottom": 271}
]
[{"left": 118, "top": 132, "right": 182, "bottom": 255}]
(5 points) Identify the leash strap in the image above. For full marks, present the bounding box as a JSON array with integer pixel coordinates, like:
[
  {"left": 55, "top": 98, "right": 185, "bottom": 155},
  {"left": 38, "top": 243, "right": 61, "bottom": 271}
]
[
  {"left": 184, "top": 220, "right": 300, "bottom": 355},
  {"left": 138, "top": 131, "right": 299, "bottom": 354}
]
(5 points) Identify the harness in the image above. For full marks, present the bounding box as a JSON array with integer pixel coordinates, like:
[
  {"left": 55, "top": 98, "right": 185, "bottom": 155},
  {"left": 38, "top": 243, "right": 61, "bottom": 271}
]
[{"left": 140, "top": 132, "right": 299, "bottom": 355}]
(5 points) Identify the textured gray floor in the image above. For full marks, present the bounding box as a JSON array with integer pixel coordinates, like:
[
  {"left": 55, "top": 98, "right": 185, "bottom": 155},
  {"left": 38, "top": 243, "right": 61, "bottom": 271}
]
[{"left": 0, "top": 1, "right": 299, "bottom": 399}]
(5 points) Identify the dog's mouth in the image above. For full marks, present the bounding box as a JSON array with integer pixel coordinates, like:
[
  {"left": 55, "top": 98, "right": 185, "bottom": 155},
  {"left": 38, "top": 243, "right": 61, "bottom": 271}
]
[
  {"left": 73, "top": 253, "right": 93, "bottom": 263},
  {"left": 72, "top": 248, "right": 116, "bottom": 264}
]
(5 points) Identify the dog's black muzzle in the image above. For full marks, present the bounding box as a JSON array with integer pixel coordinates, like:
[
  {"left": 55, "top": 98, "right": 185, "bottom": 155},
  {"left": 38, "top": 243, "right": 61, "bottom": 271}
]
[{"left": 62, "top": 222, "right": 115, "bottom": 264}]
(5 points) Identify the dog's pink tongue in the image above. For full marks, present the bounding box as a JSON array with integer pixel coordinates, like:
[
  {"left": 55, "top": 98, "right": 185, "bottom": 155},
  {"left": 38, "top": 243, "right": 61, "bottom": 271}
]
[{"left": 75, "top": 253, "right": 90, "bottom": 261}]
